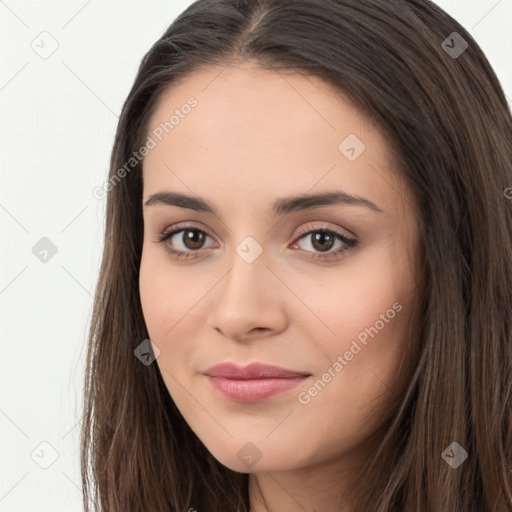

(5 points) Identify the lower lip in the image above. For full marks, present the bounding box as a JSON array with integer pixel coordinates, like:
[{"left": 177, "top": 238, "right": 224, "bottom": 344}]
[{"left": 207, "top": 375, "right": 310, "bottom": 402}]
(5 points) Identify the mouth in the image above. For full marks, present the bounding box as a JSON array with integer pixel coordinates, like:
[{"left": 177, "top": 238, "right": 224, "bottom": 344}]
[{"left": 204, "top": 362, "right": 312, "bottom": 402}]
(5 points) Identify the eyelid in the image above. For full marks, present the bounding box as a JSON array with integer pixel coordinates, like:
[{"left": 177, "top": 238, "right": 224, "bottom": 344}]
[
  {"left": 294, "top": 222, "right": 355, "bottom": 241},
  {"left": 157, "top": 220, "right": 355, "bottom": 241},
  {"left": 159, "top": 220, "right": 209, "bottom": 237}
]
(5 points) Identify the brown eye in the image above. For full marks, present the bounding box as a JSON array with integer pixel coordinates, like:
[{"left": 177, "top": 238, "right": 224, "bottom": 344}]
[
  {"left": 154, "top": 224, "right": 358, "bottom": 262},
  {"left": 292, "top": 226, "right": 358, "bottom": 261},
  {"left": 309, "top": 231, "right": 337, "bottom": 252},
  {"left": 155, "top": 227, "right": 216, "bottom": 259},
  {"left": 180, "top": 229, "right": 206, "bottom": 250}
]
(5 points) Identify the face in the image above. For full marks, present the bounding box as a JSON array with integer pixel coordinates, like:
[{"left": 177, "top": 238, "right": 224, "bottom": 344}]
[{"left": 139, "top": 61, "right": 420, "bottom": 476}]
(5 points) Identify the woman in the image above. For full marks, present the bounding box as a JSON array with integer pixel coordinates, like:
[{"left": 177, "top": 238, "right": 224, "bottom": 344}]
[{"left": 80, "top": 0, "right": 512, "bottom": 510}]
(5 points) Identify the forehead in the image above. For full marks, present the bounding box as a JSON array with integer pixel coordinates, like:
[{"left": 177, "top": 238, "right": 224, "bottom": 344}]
[{"left": 142, "top": 62, "right": 407, "bottom": 217}]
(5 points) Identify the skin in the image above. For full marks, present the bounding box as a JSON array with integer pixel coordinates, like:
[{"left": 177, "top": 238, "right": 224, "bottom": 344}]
[{"left": 139, "top": 61, "right": 420, "bottom": 512}]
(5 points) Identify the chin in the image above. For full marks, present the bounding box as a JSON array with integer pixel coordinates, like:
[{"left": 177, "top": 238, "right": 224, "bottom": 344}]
[{"left": 202, "top": 437, "right": 302, "bottom": 474}]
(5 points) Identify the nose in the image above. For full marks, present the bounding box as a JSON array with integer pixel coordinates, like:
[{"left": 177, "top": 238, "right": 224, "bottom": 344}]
[{"left": 206, "top": 242, "right": 288, "bottom": 342}]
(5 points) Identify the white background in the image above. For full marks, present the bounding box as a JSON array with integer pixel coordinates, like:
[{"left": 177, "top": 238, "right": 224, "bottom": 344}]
[{"left": 1, "top": 1, "right": 511, "bottom": 510}]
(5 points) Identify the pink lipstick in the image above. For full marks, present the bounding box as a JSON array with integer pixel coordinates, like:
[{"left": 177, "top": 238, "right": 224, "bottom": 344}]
[{"left": 204, "top": 362, "right": 311, "bottom": 402}]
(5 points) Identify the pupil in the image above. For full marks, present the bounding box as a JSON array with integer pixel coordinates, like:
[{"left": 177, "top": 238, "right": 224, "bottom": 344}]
[
  {"left": 185, "top": 230, "right": 204, "bottom": 249},
  {"left": 313, "top": 232, "right": 333, "bottom": 252}
]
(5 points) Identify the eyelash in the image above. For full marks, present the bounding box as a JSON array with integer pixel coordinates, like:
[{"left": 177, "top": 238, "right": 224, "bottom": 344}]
[{"left": 153, "top": 223, "right": 358, "bottom": 261}]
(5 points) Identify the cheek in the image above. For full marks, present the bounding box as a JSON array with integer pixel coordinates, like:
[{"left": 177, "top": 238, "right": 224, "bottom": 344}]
[
  {"left": 138, "top": 248, "right": 211, "bottom": 387},
  {"left": 306, "top": 244, "right": 409, "bottom": 353},
  {"left": 290, "top": 268, "right": 414, "bottom": 459},
  {"left": 139, "top": 246, "right": 204, "bottom": 337},
  {"left": 301, "top": 243, "right": 415, "bottom": 409},
  {"left": 139, "top": 252, "right": 167, "bottom": 336}
]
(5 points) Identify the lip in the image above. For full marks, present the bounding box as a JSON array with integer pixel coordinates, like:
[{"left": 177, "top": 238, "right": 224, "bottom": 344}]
[
  {"left": 204, "top": 362, "right": 311, "bottom": 402},
  {"left": 204, "top": 362, "right": 311, "bottom": 379}
]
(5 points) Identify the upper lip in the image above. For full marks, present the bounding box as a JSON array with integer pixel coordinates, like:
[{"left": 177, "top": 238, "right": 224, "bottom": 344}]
[{"left": 204, "top": 362, "right": 311, "bottom": 379}]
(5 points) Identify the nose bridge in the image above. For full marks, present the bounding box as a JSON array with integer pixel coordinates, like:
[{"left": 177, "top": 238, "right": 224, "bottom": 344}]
[
  {"left": 221, "top": 233, "right": 271, "bottom": 302},
  {"left": 208, "top": 231, "right": 284, "bottom": 338}
]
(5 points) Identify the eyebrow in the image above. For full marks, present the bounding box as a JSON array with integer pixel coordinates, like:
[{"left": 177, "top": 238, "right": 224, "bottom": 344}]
[{"left": 143, "top": 190, "right": 384, "bottom": 216}]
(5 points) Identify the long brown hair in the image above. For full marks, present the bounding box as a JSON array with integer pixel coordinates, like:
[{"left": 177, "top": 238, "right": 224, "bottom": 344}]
[{"left": 80, "top": 0, "right": 512, "bottom": 510}]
